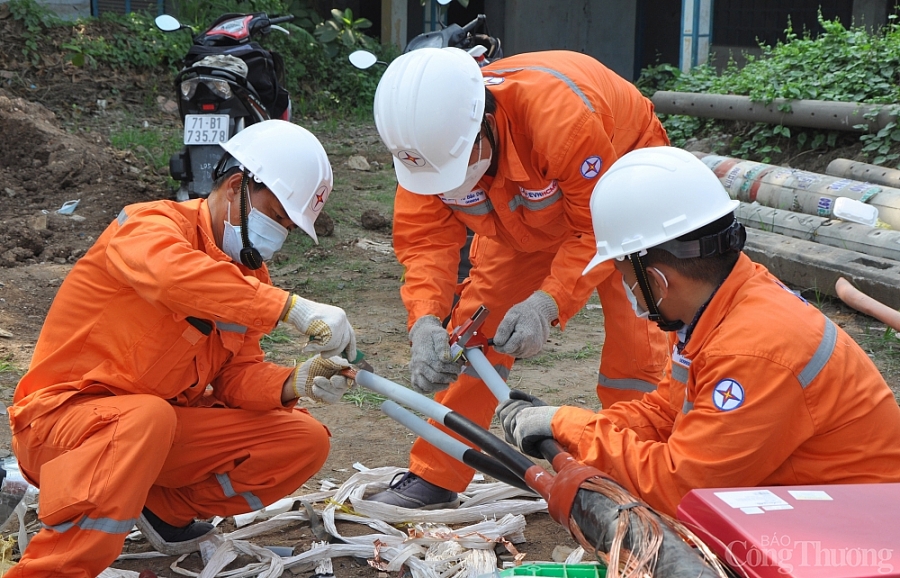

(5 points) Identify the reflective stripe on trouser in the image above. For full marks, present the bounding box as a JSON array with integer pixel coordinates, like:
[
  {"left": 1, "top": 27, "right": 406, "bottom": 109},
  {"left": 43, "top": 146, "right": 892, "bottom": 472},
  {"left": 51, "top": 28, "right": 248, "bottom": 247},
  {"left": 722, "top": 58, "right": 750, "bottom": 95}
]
[
  {"left": 10, "top": 395, "right": 329, "bottom": 578},
  {"left": 593, "top": 265, "right": 667, "bottom": 407},
  {"left": 409, "top": 236, "right": 669, "bottom": 492}
]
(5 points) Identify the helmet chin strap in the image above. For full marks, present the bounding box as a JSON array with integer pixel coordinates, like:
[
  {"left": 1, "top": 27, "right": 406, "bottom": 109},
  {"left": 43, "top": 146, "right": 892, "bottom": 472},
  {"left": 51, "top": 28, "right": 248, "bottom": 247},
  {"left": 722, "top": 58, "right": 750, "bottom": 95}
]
[
  {"left": 238, "top": 171, "right": 264, "bottom": 270},
  {"left": 627, "top": 252, "right": 685, "bottom": 332}
]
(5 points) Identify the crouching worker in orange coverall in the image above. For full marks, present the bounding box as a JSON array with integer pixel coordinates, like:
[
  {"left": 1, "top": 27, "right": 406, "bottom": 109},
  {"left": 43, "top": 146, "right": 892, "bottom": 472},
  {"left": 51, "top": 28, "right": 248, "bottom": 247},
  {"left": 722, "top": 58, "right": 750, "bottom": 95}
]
[
  {"left": 498, "top": 147, "right": 900, "bottom": 517},
  {"left": 367, "top": 47, "right": 671, "bottom": 509},
  {"left": 8, "top": 120, "right": 359, "bottom": 577}
]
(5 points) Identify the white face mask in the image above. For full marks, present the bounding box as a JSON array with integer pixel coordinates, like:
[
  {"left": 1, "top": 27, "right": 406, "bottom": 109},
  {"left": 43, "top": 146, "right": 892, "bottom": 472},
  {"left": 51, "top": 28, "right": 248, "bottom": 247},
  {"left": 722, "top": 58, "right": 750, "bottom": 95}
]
[
  {"left": 440, "top": 139, "right": 492, "bottom": 200},
  {"left": 221, "top": 197, "right": 289, "bottom": 263},
  {"left": 621, "top": 268, "right": 668, "bottom": 319}
]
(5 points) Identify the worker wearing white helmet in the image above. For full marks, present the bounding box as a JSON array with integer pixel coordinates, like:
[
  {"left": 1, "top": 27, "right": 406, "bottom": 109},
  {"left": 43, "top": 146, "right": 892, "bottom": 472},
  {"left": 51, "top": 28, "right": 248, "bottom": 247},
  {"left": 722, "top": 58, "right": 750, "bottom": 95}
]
[
  {"left": 498, "top": 147, "right": 900, "bottom": 516},
  {"left": 9, "top": 120, "right": 357, "bottom": 576},
  {"left": 369, "top": 47, "right": 671, "bottom": 509}
]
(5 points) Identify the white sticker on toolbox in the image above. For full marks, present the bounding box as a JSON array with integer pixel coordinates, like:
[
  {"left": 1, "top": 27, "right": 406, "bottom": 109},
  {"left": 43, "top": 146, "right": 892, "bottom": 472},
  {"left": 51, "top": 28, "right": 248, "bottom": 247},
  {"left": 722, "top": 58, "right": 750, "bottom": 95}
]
[
  {"left": 740, "top": 507, "right": 765, "bottom": 514},
  {"left": 788, "top": 490, "right": 833, "bottom": 501},
  {"left": 715, "top": 489, "right": 790, "bottom": 509}
]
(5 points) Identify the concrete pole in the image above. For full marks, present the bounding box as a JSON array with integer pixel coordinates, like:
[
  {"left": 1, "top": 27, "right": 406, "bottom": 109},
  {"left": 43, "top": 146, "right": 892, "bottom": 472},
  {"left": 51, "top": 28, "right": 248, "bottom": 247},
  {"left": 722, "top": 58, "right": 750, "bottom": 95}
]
[
  {"left": 826, "top": 158, "right": 900, "bottom": 189},
  {"left": 736, "top": 202, "right": 900, "bottom": 262},
  {"left": 381, "top": 0, "right": 407, "bottom": 50},
  {"left": 699, "top": 154, "right": 900, "bottom": 229},
  {"left": 652, "top": 91, "right": 896, "bottom": 132}
]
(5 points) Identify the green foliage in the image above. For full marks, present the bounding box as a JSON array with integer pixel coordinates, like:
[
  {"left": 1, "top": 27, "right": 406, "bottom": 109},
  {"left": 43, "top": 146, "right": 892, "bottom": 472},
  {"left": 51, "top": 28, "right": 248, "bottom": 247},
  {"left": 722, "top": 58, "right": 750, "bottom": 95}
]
[
  {"left": 7, "top": 0, "right": 384, "bottom": 118},
  {"left": 62, "top": 12, "right": 190, "bottom": 71},
  {"left": 315, "top": 8, "right": 374, "bottom": 57},
  {"left": 168, "top": 0, "right": 289, "bottom": 28},
  {"left": 267, "top": 22, "right": 393, "bottom": 117},
  {"left": 8, "top": 0, "right": 62, "bottom": 65},
  {"left": 642, "top": 15, "right": 900, "bottom": 165}
]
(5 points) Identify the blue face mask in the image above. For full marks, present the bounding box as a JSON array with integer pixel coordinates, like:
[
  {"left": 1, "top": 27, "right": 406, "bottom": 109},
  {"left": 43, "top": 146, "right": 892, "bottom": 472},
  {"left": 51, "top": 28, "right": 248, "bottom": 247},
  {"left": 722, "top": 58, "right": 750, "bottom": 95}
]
[{"left": 221, "top": 197, "right": 289, "bottom": 263}]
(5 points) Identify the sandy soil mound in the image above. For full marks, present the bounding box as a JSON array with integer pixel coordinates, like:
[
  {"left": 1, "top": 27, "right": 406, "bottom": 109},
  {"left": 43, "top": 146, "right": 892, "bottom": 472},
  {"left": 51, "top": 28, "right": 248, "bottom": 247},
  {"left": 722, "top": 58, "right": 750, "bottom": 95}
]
[{"left": 0, "top": 93, "right": 162, "bottom": 267}]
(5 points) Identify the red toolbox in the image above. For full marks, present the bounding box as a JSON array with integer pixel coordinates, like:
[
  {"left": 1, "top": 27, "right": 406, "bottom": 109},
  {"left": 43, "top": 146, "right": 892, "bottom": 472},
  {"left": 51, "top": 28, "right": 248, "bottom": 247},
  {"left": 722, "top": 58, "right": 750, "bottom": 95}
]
[{"left": 676, "top": 484, "right": 900, "bottom": 577}]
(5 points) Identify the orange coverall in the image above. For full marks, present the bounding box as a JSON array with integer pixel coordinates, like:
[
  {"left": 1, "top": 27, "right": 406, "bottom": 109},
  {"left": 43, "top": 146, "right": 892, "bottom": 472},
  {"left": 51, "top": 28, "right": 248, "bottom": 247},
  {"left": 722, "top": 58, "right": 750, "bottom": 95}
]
[
  {"left": 552, "top": 254, "right": 900, "bottom": 516},
  {"left": 395, "top": 51, "right": 671, "bottom": 492},
  {"left": 8, "top": 199, "right": 329, "bottom": 578}
]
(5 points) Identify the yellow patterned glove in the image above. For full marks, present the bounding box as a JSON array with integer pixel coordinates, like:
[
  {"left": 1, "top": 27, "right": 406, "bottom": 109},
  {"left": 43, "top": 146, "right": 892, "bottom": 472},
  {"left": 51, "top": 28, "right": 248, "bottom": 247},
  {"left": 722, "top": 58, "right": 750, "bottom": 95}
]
[
  {"left": 282, "top": 294, "right": 357, "bottom": 359},
  {"left": 291, "top": 355, "right": 353, "bottom": 404}
]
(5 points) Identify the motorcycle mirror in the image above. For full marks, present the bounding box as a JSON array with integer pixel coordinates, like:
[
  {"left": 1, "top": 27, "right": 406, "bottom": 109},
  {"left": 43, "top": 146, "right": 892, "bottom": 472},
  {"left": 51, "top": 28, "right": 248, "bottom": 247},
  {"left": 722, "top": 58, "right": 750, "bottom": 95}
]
[
  {"left": 155, "top": 14, "right": 182, "bottom": 32},
  {"left": 437, "top": 0, "right": 452, "bottom": 4},
  {"left": 349, "top": 50, "right": 379, "bottom": 70}
]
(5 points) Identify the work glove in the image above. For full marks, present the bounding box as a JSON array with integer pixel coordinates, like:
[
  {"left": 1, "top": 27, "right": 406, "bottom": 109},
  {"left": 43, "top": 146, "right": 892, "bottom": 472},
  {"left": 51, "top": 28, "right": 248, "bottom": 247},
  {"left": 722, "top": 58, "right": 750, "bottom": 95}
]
[
  {"left": 283, "top": 294, "right": 357, "bottom": 360},
  {"left": 493, "top": 291, "right": 558, "bottom": 358},
  {"left": 409, "top": 315, "right": 461, "bottom": 394},
  {"left": 497, "top": 389, "right": 559, "bottom": 458},
  {"left": 292, "top": 355, "right": 352, "bottom": 404}
]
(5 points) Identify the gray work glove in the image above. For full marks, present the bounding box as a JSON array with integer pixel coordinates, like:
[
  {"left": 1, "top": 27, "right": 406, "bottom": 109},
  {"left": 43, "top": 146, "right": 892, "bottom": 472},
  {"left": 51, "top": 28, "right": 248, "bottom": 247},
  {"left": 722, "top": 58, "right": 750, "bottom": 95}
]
[
  {"left": 409, "top": 315, "right": 461, "bottom": 394},
  {"left": 497, "top": 389, "right": 559, "bottom": 458},
  {"left": 493, "top": 291, "right": 559, "bottom": 358}
]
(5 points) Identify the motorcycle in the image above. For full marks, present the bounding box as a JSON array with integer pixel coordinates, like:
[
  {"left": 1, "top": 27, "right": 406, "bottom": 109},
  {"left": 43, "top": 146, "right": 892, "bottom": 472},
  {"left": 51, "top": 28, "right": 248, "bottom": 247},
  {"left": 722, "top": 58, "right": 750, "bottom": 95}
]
[
  {"left": 350, "top": 14, "right": 502, "bottom": 71},
  {"left": 155, "top": 12, "right": 295, "bottom": 201},
  {"left": 350, "top": 14, "right": 502, "bottom": 298}
]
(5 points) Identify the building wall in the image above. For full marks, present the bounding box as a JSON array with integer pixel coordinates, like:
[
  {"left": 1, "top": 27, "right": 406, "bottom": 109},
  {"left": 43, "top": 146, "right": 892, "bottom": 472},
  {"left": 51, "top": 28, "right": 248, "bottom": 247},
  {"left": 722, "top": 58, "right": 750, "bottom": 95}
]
[{"left": 499, "top": 0, "right": 638, "bottom": 80}]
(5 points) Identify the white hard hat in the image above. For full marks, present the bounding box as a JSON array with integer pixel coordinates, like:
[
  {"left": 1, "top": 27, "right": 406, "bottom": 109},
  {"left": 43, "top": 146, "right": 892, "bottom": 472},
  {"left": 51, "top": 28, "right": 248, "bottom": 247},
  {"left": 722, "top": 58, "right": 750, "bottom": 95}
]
[
  {"left": 374, "top": 47, "right": 485, "bottom": 195},
  {"left": 583, "top": 147, "right": 739, "bottom": 274},
  {"left": 221, "top": 120, "right": 333, "bottom": 243}
]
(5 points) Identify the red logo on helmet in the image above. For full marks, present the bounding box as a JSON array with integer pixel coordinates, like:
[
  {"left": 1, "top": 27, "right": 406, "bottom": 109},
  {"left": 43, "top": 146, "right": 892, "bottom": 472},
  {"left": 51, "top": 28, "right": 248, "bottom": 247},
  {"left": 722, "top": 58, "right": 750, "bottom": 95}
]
[
  {"left": 313, "top": 186, "right": 329, "bottom": 212},
  {"left": 398, "top": 150, "right": 426, "bottom": 168}
]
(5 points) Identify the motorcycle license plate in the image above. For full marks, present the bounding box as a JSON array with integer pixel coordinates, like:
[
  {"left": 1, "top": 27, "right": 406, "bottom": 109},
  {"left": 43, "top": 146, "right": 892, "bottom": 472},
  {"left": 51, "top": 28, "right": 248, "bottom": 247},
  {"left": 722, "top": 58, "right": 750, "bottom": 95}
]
[{"left": 183, "top": 115, "right": 229, "bottom": 145}]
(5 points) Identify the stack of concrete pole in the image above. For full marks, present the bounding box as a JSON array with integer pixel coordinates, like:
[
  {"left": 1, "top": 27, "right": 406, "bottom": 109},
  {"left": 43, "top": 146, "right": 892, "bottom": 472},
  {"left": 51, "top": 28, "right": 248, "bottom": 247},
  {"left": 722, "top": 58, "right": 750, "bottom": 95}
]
[{"left": 692, "top": 153, "right": 900, "bottom": 309}]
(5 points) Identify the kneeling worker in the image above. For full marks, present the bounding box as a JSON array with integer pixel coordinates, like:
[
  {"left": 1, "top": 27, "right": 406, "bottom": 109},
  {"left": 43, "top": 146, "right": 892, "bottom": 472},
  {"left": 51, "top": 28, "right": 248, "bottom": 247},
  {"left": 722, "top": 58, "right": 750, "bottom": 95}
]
[
  {"left": 499, "top": 146, "right": 900, "bottom": 516},
  {"left": 8, "top": 120, "right": 357, "bottom": 577}
]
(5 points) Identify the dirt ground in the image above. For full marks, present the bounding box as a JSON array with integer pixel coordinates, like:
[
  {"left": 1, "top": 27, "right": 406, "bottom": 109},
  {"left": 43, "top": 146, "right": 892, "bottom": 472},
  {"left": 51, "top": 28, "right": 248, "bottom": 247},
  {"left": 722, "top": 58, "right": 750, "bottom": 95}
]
[{"left": 2, "top": 8, "right": 900, "bottom": 574}]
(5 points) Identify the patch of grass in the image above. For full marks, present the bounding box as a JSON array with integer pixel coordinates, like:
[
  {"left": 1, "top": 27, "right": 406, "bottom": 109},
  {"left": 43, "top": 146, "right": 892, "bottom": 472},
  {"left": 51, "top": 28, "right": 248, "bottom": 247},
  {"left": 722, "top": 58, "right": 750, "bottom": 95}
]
[
  {"left": 521, "top": 343, "right": 600, "bottom": 367},
  {"left": 260, "top": 326, "right": 294, "bottom": 353},
  {"left": 109, "top": 124, "right": 181, "bottom": 174},
  {"left": 343, "top": 386, "right": 386, "bottom": 409},
  {"left": 0, "top": 358, "right": 16, "bottom": 373}
]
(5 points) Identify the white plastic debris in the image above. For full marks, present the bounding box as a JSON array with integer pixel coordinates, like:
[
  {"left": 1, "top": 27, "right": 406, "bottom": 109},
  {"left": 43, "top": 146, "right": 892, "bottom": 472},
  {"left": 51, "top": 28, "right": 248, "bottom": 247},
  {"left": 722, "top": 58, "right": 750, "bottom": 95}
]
[{"left": 833, "top": 196, "right": 879, "bottom": 226}]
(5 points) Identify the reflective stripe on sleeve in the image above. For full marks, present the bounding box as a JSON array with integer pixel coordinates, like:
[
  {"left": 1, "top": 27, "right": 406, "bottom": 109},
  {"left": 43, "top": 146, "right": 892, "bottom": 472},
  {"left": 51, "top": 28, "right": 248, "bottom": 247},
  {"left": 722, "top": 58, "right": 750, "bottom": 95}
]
[
  {"left": 798, "top": 317, "right": 838, "bottom": 388},
  {"left": 597, "top": 372, "right": 657, "bottom": 393},
  {"left": 671, "top": 363, "right": 689, "bottom": 384},
  {"left": 215, "top": 321, "right": 248, "bottom": 334},
  {"left": 487, "top": 67, "right": 595, "bottom": 112}
]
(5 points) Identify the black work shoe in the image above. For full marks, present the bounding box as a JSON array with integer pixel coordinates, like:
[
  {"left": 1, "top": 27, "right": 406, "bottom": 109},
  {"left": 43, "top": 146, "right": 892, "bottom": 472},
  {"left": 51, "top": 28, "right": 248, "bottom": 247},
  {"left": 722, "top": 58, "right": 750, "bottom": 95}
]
[
  {"left": 136, "top": 507, "right": 217, "bottom": 555},
  {"left": 366, "top": 472, "right": 460, "bottom": 510}
]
